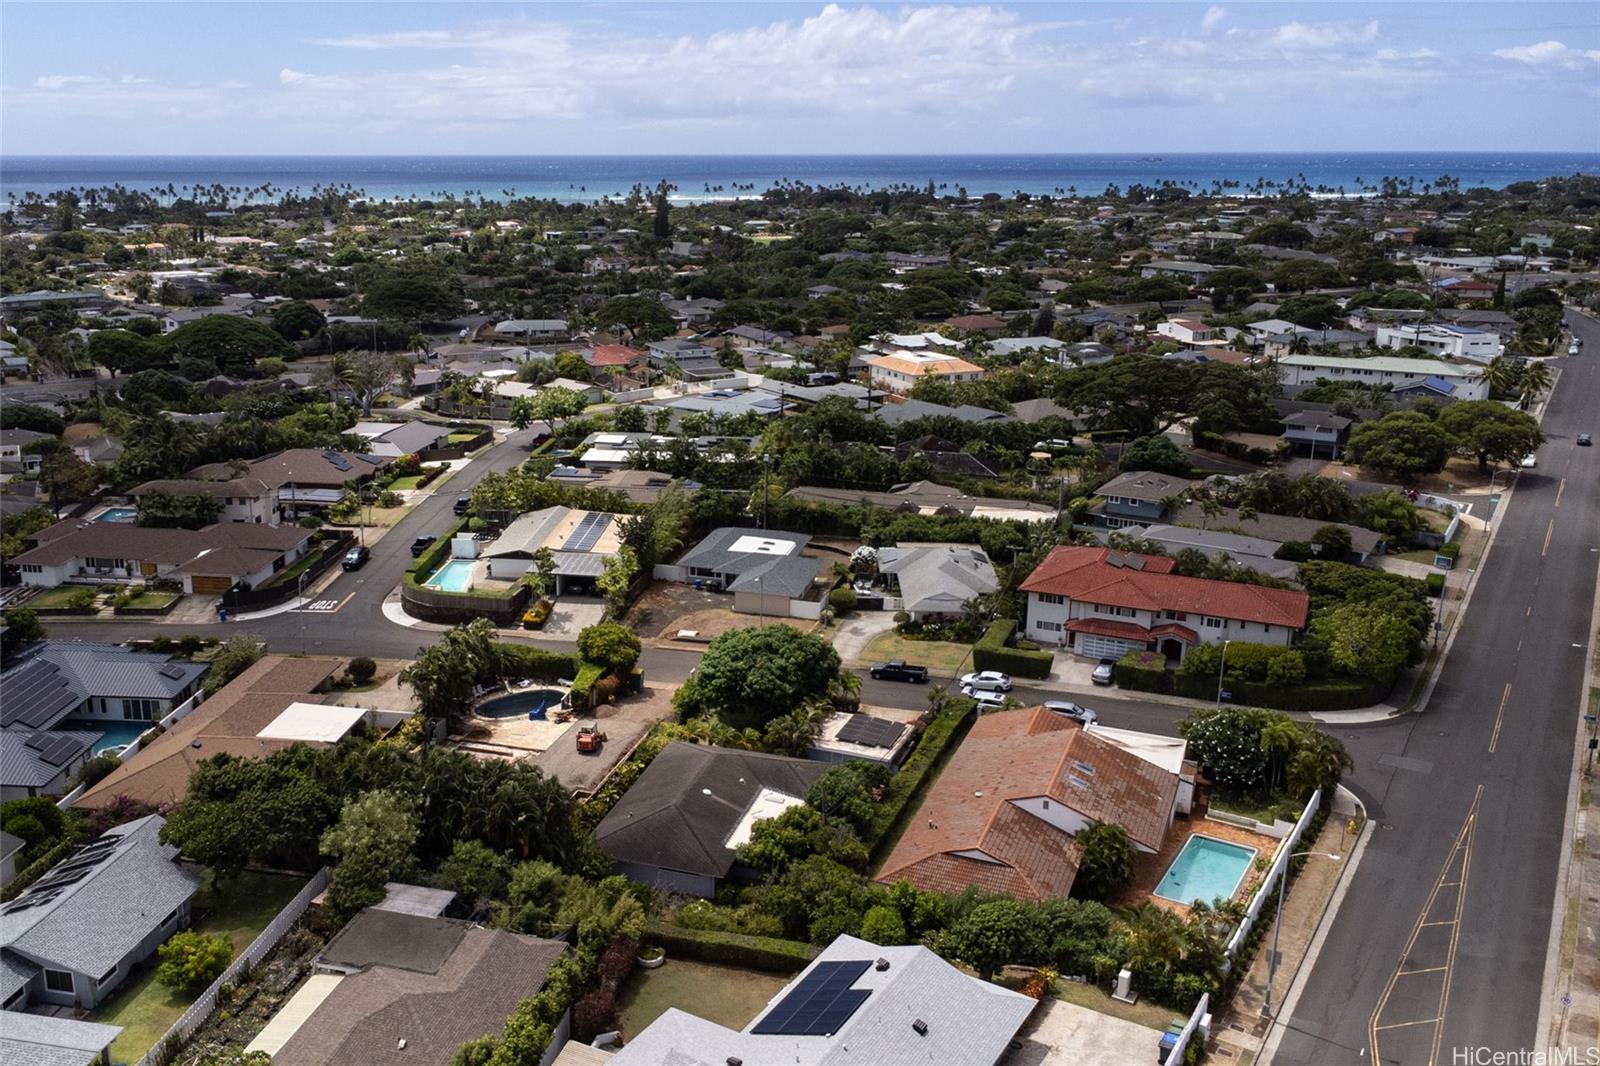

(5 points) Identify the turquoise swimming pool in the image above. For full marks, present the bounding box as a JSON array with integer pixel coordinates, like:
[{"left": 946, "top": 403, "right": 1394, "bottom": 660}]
[
  {"left": 60, "top": 720, "right": 152, "bottom": 755},
  {"left": 426, "top": 559, "right": 477, "bottom": 592},
  {"left": 1154, "top": 835, "right": 1257, "bottom": 906},
  {"left": 95, "top": 507, "right": 138, "bottom": 523}
]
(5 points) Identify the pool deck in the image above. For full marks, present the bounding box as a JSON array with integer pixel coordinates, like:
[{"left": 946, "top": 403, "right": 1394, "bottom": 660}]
[
  {"left": 1121, "top": 813, "right": 1280, "bottom": 915},
  {"left": 425, "top": 557, "right": 518, "bottom": 594}
]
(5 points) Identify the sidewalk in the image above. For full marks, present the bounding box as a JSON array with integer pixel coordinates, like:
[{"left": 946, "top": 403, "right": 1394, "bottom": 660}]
[{"left": 1219, "top": 792, "right": 1369, "bottom": 1064}]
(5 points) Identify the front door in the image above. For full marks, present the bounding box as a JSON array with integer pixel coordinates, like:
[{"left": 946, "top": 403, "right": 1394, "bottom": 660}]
[{"left": 1160, "top": 638, "right": 1185, "bottom": 662}]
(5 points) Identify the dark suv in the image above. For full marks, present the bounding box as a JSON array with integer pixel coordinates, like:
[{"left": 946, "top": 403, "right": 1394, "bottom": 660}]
[
  {"left": 410, "top": 535, "right": 437, "bottom": 557},
  {"left": 453, "top": 495, "right": 472, "bottom": 515}
]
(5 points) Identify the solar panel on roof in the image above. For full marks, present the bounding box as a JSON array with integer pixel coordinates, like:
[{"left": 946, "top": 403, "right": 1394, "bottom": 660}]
[
  {"left": 29, "top": 735, "right": 85, "bottom": 767},
  {"left": 750, "top": 959, "right": 872, "bottom": 1036},
  {"left": 560, "top": 512, "right": 612, "bottom": 553},
  {"left": 325, "top": 453, "right": 352, "bottom": 472},
  {"left": 836, "top": 716, "right": 904, "bottom": 749},
  {"left": 159, "top": 663, "right": 188, "bottom": 680}
]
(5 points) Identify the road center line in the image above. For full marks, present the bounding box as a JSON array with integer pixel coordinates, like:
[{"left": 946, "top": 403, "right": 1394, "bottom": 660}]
[
  {"left": 1489, "top": 683, "right": 1511, "bottom": 754},
  {"left": 1542, "top": 519, "right": 1555, "bottom": 556},
  {"left": 1555, "top": 478, "right": 1565, "bottom": 507}
]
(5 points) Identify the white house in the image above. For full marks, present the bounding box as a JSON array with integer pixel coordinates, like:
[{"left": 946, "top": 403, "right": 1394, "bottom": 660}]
[
  {"left": 1375, "top": 323, "right": 1504, "bottom": 363},
  {"left": 1279, "top": 353, "right": 1489, "bottom": 401},
  {"left": 1155, "top": 317, "right": 1220, "bottom": 346},
  {"left": 1020, "top": 546, "right": 1310, "bottom": 663},
  {"left": 863, "top": 351, "right": 985, "bottom": 396}
]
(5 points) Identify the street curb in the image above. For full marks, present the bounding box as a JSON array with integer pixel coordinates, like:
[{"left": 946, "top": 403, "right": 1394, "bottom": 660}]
[
  {"left": 1536, "top": 534, "right": 1600, "bottom": 1045},
  {"left": 1260, "top": 786, "right": 1373, "bottom": 1064}
]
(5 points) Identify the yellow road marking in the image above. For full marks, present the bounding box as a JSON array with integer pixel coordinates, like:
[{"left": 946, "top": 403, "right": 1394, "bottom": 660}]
[
  {"left": 1542, "top": 518, "right": 1555, "bottom": 555},
  {"left": 1489, "top": 683, "right": 1510, "bottom": 754},
  {"left": 1369, "top": 786, "right": 1481, "bottom": 1066}
]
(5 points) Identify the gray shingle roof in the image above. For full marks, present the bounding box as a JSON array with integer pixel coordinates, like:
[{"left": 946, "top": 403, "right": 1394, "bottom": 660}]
[
  {"left": 0, "top": 730, "right": 98, "bottom": 788},
  {"left": 596, "top": 743, "right": 825, "bottom": 878},
  {"left": 0, "top": 1011, "right": 122, "bottom": 1066},
  {"left": 0, "top": 815, "right": 201, "bottom": 979},
  {"left": 0, "top": 642, "right": 204, "bottom": 731},
  {"left": 725, "top": 554, "right": 824, "bottom": 599},
  {"left": 877, "top": 544, "right": 998, "bottom": 614}
]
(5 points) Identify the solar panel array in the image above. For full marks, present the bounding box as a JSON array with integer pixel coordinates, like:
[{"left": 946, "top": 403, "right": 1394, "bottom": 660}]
[
  {"left": 836, "top": 716, "right": 904, "bottom": 749},
  {"left": 2, "top": 835, "right": 122, "bottom": 914},
  {"left": 750, "top": 959, "right": 872, "bottom": 1036},
  {"left": 0, "top": 661, "right": 77, "bottom": 729},
  {"left": 25, "top": 732, "right": 88, "bottom": 768},
  {"left": 323, "top": 451, "right": 352, "bottom": 472},
  {"left": 561, "top": 512, "right": 613, "bottom": 553},
  {"left": 159, "top": 663, "right": 188, "bottom": 680}
]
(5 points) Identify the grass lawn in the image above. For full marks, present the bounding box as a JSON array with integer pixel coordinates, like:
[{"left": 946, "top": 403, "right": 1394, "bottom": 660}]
[
  {"left": 446, "top": 432, "right": 480, "bottom": 444},
  {"left": 856, "top": 631, "right": 974, "bottom": 675},
  {"left": 262, "top": 545, "right": 328, "bottom": 589},
  {"left": 388, "top": 474, "right": 425, "bottom": 490},
  {"left": 1208, "top": 789, "right": 1300, "bottom": 825},
  {"left": 125, "top": 591, "right": 180, "bottom": 610},
  {"left": 27, "top": 585, "right": 99, "bottom": 610},
  {"left": 616, "top": 959, "right": 788, "bottom": 1039},
  {"left": 98, "top": 870, "right": 305, "bottom": 1063},
  {"left": 1052, "top": 978, "right": 1180, "bottom": 1031}
]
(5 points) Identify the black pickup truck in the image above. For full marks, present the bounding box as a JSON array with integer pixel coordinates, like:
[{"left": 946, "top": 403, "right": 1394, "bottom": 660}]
[{"left": 869, "top": 659, "right": 929, "bottom": 683}]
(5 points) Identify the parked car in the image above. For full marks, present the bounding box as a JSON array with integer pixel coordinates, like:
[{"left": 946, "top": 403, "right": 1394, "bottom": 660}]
[
  {"left": 1044, "top": 700, "right": 1099, "bottom": 724},
  {"left": 963, "top": 688, "right": 1008, "bottom": 711},
  {"left": 575, "top": 725, "right": 606, "bottom": 753},
  {"left": 341, "top": 546, "right": 371, "bottom": 571},
  {"left": 410, "top": 534, "right": 437, "bottom": 557},
  {"left": 1569, "top": 342, "right": 1581, "bottom": 356},
  {"left": 453, "top": 495, "right": 472, "bottom": 515},
  {"left": 1091, "top": 659, "right": 1116, "bottom": 686},
  {"left": 1520, "top": 454, "right": 1537, "bottom": 468},
  {"left": 1578, "top": 434, "right": 1593, "bottom": 447},
  {"left": 869, "top": 659, "right": 929, "bottom": 683},
  {"left": 958, "top": 670, "right": 1012, "bottom": 692}
]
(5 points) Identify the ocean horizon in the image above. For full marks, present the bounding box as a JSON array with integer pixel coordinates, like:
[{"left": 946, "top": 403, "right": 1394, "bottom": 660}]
[{"left": 3, "top": 152, "right": 1597, "bottom": 205}]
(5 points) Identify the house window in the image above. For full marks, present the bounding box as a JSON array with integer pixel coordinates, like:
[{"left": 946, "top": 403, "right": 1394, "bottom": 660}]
[
  {"left": 1036, "top": 593, "right": 1065, "bottom": 606},
  {"left": 123, "top": 698, "right": 163, "bottom": 722},
  {"left": 84, "top": 557, "right": 126, "bottom": 570},
  {"left": 1095, "top": 604, "right": 1135, "bottom": 618},
  {"left": 1036, "top": 620, "right": 1063, "bottom": 632},
  {"left": 44, "top": 969, "right": 73, "bottom": 994},
  {"left": 21, "top": 564, "right": 41, "bottom": 573},
  {"left": 97, "top": 965, "right": 117, "bottom": 987},
  {"left": 164, "top": 907, "right": 180, "bottom": 926},
  {"left": 1203, "top": 616, "right": 1224, "bottom": 629},
  {"left": 1162, "top": 610, "right": 1187, "bottom": 621}
]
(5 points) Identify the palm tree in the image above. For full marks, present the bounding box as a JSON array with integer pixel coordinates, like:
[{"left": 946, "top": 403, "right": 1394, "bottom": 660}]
[
  {"left": 1519, "top": 360, "right": 1553, "bottom": 408},
  {"left": 1259, "top": 715, "right": 1301, "bottom": 792},
  {"left": 1484, "top": 355, "right": 1520, "bottom": 398}
]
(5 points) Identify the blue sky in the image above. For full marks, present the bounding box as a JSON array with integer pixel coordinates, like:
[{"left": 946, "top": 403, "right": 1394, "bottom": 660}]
[{"left": 2, "top": 2, "right": 1597, "bottom": 154}]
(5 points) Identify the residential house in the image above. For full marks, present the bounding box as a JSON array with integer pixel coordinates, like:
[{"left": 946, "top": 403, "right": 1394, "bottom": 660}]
[
  {"left": 863, "top": 351, "right": 985, "bottom": 396},
  {"left": 583, "top": 343, "right": 649, "bottom": 385},
  {"left": 347, "top": 420, "right": 451, "bottom": 458},
  {"left": 492, "top": 319, "right": 570, "bottom": 342},
  {"left": 666, "top": 527, "right": 825, "bottom": 618},
  {"left": 600, "top": 933, "right": 1034, "bottom": 1066},
  {"left": 1390, "top": 376, "right": 1469, "bottom": 403},
  {"left": 807, "top": 712, "right": 916, "bottom": 768},
  {"left": 0, "top": 1007, "right": 121, "bottom": 1065},
  {"left": 943, "top": 314, "right": 1008, "bottom": 335},
  {"left": 646, "top": 337, "right": 716, "bottom": 368},
  {"left": 1431, "top": 277, "right": 1498, "bottom": 303},
  {"left": 14, "top": 520, "right": 312, "bottom": 596},
  {"left": 542, "top": 468, "right": 697, "bottom": 505},
  {"left": 0, "top": 815, "right": 201, "bottom": 1010},
  {"left": 1278, "top": 354, "right": 1489, "bottom": 401},
  {"left": 73, "top": 655, "right": 344, "bottom": 811},
  {"left": 1020, "top": 546, "right": 1310, "bottom": 661},
  {"left": 1346, "top": 306, "right": 1428, "bottom": 332},
  {"left": 128, "top": 475, "right": 278, "bottom": 525},
  {"left": 1279, "top": 409, "right": 1353, "bottom": 459},
  {"left": 1135, "top": 525, "right": 1300, "bottom": 581},
  {"left": 0, "top": 641, "right": 207, "bottom": 799},
  {"left": 658, "top": 297, "right": 723, "bottom": 328},
  {"left": 247, "top": 907, "right": 569, "bottom": 1066},
  {"left": 1168, "top": 502, "right": 1386, "bottom": 563},
  {"left": 1155, "top": 317, "right": 1220, "bottom": 346},
  {"left": 479, "top": 505, "right": 624, "bottom": 596},
  {"left": 989, "top": 335, "right": 1066, "bottom": 358},
  {"left": 0, "top": 289, "right": 108, "bottom": 315},
  {"left": 876, "top": 544, "right": 997, "bottom": 621},
  {"left": 0, "top": 429, "right": 51, "bottom": 473},
  {"left": 1259, "top": 328, "right": 1370, "bottom": 358},
  {"left": 1088, "top": 470, "right": 1198, "bottom": 529},
  {"left": 783, "top": 481, "right": 1056, "bottom": 523},
  {"left": 1140, "top": 260, "right": 1217, "bottom": 282},
  {"left": 184, "top": 447, "right": 393, "bottom": 517},
  {"left": 1052, "top": 340, "right": 1117, "bottom": 367},
  {"left": 871, "top": 397, "right": 1011, "bottom": 427},
  {"left": 594, "top": 742, "right": 826, "bottom": 897},
  {"left": 1375, "top": 323, "right": 1503, "bottom": 363},
  {"left": 876, "top": 706, "right": 1186, "bottom": 900},
  {"left": 721, "top": 324, "right": 791, "bottom": 349}
]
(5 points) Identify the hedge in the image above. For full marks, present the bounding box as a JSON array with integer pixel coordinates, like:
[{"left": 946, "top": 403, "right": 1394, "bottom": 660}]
[
  {"left": 1114, "top": 650, "right": 1171, "bottom": 694},
  {"left": 866, "top": 704, "right": 976, "bottom": 863},
  {"left": 494, "top": 643, "right": 580, "bottom": 682},
  {"left": 1174, "top": 672, "right": 1391, "bottom": 712},
  {"left": 972, "top": 619, "right": 1054, "bottom": 680},
  {"left": 1425, "top": 573, "right": 1445, "bottom": 597},
  {"left": 647, "top": 921, "right": 818, "bottom": 974},
  {"left": 568, "top": 662, "right": 607, "bottom": 711}
]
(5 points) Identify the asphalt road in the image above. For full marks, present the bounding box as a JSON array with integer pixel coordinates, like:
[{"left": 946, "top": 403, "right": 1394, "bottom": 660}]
[{"left": 1277, "top": 321, "right": 1600, "bottom": 1065}]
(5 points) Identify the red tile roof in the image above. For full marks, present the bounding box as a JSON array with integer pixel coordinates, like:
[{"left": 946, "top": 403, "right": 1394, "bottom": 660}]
[
  {"left": 1021, "top": 546, "right": 1309, "bottom": 629},
  {"left": 877, "top": 706, "right": 1181, "bottom": 901},
  {"left": 589, "top": 344, "right": 644, "bottom": 367},
  {"left": 1066, "top": 618, "right": 1156, "bottom": 643}
]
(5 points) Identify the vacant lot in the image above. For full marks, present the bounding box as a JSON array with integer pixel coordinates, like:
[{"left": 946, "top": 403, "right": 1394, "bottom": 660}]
[{"left": 857, "top": 631, "right": 975, "bottom": 676}]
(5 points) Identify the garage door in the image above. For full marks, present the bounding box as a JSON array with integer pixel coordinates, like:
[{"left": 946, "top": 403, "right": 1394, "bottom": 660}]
[
  {"left": 1078, "top": 634, "right": 1142, "bottom": 660},
  {"left": 190, "top": 575, "right": 232, "bottom": 595}
]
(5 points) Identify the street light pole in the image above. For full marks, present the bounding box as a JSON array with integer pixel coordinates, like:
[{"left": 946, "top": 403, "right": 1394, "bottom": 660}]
[
  {"left": 1261, "top": 850, "right": 1342, "bottom": 1018},
  {"left": 1215, "top": 639, "right": 1231, "bottom": 706}
]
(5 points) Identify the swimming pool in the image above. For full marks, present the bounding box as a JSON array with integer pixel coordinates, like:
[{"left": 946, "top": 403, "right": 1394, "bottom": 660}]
[
  {"left": 60, "top": 719, "right": 152, "bottom": 755},
  {"left": 95, "top": 507, "right": 138, "bottom": 523},
  {"left": 426, "top": 559, "right": 477, "bottom": 592},
  {"left": 1153, "top": 835, "right": 1258, "bottom": 906},
  {"left": 477, "top": 689, "right": 568, "bottom": 719}
]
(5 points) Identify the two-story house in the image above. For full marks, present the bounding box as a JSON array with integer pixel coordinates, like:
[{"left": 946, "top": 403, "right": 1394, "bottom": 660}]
[
  {"left": 1154, "top": 317, "right": 1219, "bottom": 346},
  {"left": 1088, "top": 470, "right": 1197, "bottom": 529},
  {"left": 1279, "top": 409, "right": 1352, "bottom": 459},
  {"left": 862, "top": 351, "right": 985, "bottom": 396},
  {"left": 1020, "top": 546, "right": 1310, "bottom": 663}
]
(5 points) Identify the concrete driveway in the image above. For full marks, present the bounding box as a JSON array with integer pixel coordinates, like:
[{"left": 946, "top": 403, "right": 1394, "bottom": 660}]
[
  {"left": 1004, "top": 997, "right": 1168, "bottom": 1066},
  {"left": 831, "top": 611, "right": 897, "bottom": 663}
]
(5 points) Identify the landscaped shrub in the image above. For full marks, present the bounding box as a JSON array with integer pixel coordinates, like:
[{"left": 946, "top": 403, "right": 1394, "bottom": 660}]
[
  {"left": 571, "top": 986, "right": 616, "bottom": 1043},
  {"left": 647, "top": 921, "right": 818, "bottom": 973},
  {"left": 156, "top": 931, "right": 235, "bottom": 995},
  {"left": 828, "top": 586, "right": 858, "bottom": 614},
  {"left": 569, "top": 662, "right": 607, "bottom": 710},
  {"left": 1113, "top": 650, "right": 1170, "bottom": 693},
  {"left": 1425, "top": 573, "right": 1445, "bottom": 597},
  {"left": 347, "top": 657, "right": 377, "bottom": 685},
  {"left": 864, "top": 703, "right": 975, "bottom": 860},
  {"left": 1179, "top": 642, "right": 1307, "bottom": 687},
  {"left": 591, "top": 674, "right": 624, "bottom": 707},
  {"left": 493, "top": 643, "right": 579, "bottom": 682},
  {"left": 972, "top": 619, "right": 1054, "bottom": 679}
]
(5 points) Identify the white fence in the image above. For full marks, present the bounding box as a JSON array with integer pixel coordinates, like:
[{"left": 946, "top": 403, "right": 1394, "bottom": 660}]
[
  {"left": 1221, "top": 789, "right": 1321, "bottom": 972},
  {"left": 136, "top": 866, "right": 330, "bottom": 1066},
  {"left": 1168, "top": 991, "right": 1210, "bottom": 1065},
  {"left": 159, "top": 688, "right": 205, "bottom": 731}
]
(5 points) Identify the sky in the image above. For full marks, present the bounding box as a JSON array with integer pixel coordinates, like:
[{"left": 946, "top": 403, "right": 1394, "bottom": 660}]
[{"left": 2, "top": 1, "right": 1598, "bottom": 155}]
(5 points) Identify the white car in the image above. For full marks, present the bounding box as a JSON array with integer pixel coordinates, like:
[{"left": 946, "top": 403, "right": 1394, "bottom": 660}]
[
  {"left": 962, "top": 687, "right": 1008, "bottom": 710},
  {"left": 958, "top": 670, "right": 1012, "bottom": 692},
  {"left": 1520, "top": 454, "right": 1537, "bottom": 468}
]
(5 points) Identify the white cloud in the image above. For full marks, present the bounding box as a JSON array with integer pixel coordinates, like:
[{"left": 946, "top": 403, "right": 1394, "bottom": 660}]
[
  {"left": 1375, "top": 48, "right": 1440, "bottom": 62},
  {"left": 1493, "top": 40, "right": 1600, "bottom": 69},
  {"left": 35, "top": 74, "right": 102, "bottom": 90},
  {"left": 1201, "top": 7, "right": 1226, "bottom": 33},
  {"left": 1270, "top": 19, "right": 1380, "bottom": 50}
]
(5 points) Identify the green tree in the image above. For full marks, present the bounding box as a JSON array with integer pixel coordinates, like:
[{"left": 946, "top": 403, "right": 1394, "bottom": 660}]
[
  {"left": 432, "top": 839, "right": 512, "bottom": 903},
  {"left": 513, "top": 386, "right": 589, "bottom": 433},
  {"left": 135, "top": 490, "right": 223, "bottom": 530},
  {"left": 321, "top": 789, "right": 420, "bottom": 923},
  {"left": 576, "top": 622, "right": 642, "bottom": 672},
  {"left": 35, "top": 448, "right": 100, "bottom": 516},
  {"left": 1517, "top": 360, "right": 1552, "bottom": 407},
  {"left": 593, "top": 296, "right": 676, "bottom": 344},
  {"left": 860, "top": 904, "right": 908, "bottom": 945},
  {"left": 362, "top": 274, "right": 461, "bottom": 324},
  {"left": 400, "top": 619, "right": 498, "bottom": 727},
  {"left": 1073, "top": 822, "right": 1138, "bottom": 901},
  {"left": 1310, "top": 524, "right": 1353, "bottom": 559},
  {"left": 203, "top": 636, "right": 266, "bottom": 695},
  {"left": 1358, "top": 490, "right": 1426, "bottom": 540},
  {"left": 165, "top": 315, "right": 291, "bottom": 374},
  {"left": 0, "top": 607, "right": 46, "bottom": 657},
  {"left": 156, "top": 931, "right": 234, "bottom": 995},
  {"left": 805, "top": 760, "right": 891, "bottom": 837},
  {"left": 1344, "top": 410, "right": 1452, "bottom": 480},
  {"left": 88, "top": 328, "right": 159, "bottom": 375},
  {"left": 1437, "top": 400, "right": 1544, "bottom": 470},
  {"left": 1119, "top": 434, "right": 1190, "bottom": 475},
  {"left": 1286, "top": 730, "right": 1354, "bottom": 801},
  {"left": 941, "top": 898, "right": 1041, "bottom": 980},
  {"left": 1312, "top": 601, "right": 1414, "bottom": 681},
  {"left": 674, "top": 625, "right": 842, "bottom": 730},
  {"left": 270, "top": 300, "right": 327, "bottom": 342}
]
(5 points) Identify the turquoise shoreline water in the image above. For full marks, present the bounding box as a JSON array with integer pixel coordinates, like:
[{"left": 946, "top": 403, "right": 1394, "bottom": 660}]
[{"left": 4, "top": 152, "right": 1595, "bottom": 204}]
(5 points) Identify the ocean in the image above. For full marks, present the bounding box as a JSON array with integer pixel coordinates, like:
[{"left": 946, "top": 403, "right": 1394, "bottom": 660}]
[{"left": 2, "top": 153, "right": 1596, "bottom": 205}]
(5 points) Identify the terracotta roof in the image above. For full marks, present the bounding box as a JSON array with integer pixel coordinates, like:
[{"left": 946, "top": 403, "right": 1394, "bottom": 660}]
[
  {"left": 74, "top": 655, "right": 340, "bottom": 810},
  {"left": 1021, "top": 546, "right": 1309, "bottom": 629},
  {"left": 1066, "top": 617, "right": 1157, "bottom": 643},
  {"left": 877, "top": 707, "right": 1181, "bottom": 900},
  {"left": 1149, "top": 622, "right": 1200, "bottom": 643},
  {"left": 864, "top": 353, "right": 984, "bottom": 377},
  {"left": 944, "top": 315, "right": 1007, "bottom": 330},
  {"left": 588, "top": 344, "right": 645, "bottom": 367}
]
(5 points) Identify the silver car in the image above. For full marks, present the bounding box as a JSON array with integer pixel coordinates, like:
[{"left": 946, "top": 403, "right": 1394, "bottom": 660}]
[
  {"left": 958, "top": 670, "right": 1013, "bottom": 692},
  {"left": 1044, "top": 700, "right": 1099, "bottom": 724}
]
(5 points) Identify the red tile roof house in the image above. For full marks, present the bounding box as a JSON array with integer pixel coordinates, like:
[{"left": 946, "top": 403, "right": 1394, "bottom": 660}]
[
  {"left": 13, "top": 519, "right": 311, "bottom": 596},
  {"left": 1019, "top": 546, "right": 1310, "bottom": 665},
  {"left": 877, "top": 707, "right": 1186, "bottom": 900}
]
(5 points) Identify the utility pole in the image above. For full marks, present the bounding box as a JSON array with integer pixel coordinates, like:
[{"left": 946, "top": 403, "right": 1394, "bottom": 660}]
[{"left": 761, "top": 452, "right": 771, "bottom": 530}]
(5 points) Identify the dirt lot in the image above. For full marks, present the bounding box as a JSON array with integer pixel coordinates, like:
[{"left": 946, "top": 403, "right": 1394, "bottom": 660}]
[
  {"left": 658, "top": 608, "right": 816, "bottom": 644},
  {"left": 625, "top": 581, "right": 727, "bottom": 638},
  {"left": 531, "top": 682, "right": 679, "bottom": 796}
]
